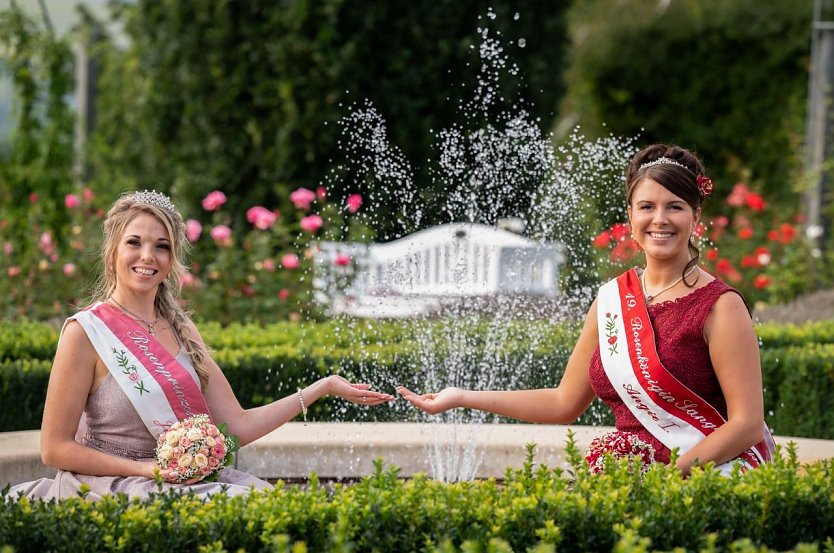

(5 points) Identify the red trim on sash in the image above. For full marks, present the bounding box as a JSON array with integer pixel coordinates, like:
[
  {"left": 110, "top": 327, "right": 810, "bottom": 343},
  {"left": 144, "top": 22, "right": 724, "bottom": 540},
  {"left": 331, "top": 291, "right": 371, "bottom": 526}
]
[
  {"left": 93, "top": 303, "right": 211, "bottom": 421},
  {"left": 616, "top": 269, "right": 768, "bottom": 467}
]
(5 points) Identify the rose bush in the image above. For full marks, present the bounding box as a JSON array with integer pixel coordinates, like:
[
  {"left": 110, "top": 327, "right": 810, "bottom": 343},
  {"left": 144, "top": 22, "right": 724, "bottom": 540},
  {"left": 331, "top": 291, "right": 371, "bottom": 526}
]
[{"left": 0, "top": 186, "right": 370, "bottom": 323}]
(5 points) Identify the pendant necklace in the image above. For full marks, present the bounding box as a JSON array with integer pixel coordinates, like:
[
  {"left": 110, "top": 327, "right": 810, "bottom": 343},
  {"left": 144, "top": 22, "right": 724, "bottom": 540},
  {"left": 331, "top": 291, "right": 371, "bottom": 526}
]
[
  {"left": 109, "top": 297, "right": 161, "bottom": 335},
  {"left": 641, "top": 266, "right": 697, "bottom": 304}
]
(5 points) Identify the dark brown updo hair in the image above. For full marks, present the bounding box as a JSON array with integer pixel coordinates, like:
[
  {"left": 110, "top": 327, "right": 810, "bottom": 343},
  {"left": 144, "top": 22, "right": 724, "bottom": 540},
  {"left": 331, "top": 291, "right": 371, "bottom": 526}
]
[{"left": 625, "top": 144, "right": 709, "bottom": 286}]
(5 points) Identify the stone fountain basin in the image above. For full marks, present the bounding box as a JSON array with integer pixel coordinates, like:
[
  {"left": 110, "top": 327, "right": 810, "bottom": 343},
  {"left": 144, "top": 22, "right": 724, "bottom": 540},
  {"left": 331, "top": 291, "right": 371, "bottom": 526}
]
[{"left": 2, "top": 423, "right": 833, "bottom": 486}]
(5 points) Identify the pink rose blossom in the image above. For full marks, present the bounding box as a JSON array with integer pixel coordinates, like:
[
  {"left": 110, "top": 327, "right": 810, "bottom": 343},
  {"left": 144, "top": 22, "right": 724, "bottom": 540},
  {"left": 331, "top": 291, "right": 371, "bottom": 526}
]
[
  {"left": 278, "top": 289, "right": 290, "bottom": 300},
  {"left": 168, "top": 459, "right": 178, "bottom": 469},
  {"left": 7, "top": 266, "right": 21, "bottom": 277},
  {"left": 281, "top": 253, "right": 300, "bottom": 270},
  {"left": 242, "top": 285, "right": 254, "bottom": 297},
  {"left": 299, "top": 215, "right": 323, "bottom": 233},
  {"left": 3, "top": 242, "right": 12, "bottom": 256},
  {"left": 39, "top": 232, "right": 54, "bottom": 255},
  {"left": 82, "top": 187, "right": 94, "bottom": 202},
  {"left": 207, "top": 426, "right": 220, "bottom": 437},
  {"left": 182, "top": 271, "right": 196, "bottom": 287},
  {"left": 334, "top": 254, "right": 351, "bottom": 267},
  {"left": 200, "top": 466, "right": 213, "bottom": 475},
  {"left": 210, "top": 225, "right": 232, "bottom": 246},
  {"left": 63, "top": 263, "right": 76, "bottom": 277},
  {"left": 208, "top": 456, "right": 221, "bottom": 469},
  {"left": 64, "top": 194, "right": 80, "bottom": 209},
  {"left": 246, "top": 206, "right": 278, "bottom": 230},
  {"left": 28, "top": 193, "right": 38, "bottom": 204},
  {"left": 179, "top": 437, "right": 192, "bottom": 448},
  {"left": 212, "top": 445, "right": 226, "bottom": 457},
  {"left": 346, "top": 194, "right": 363, "bottom": 214},
  {"left": 199, "top": 448, "right": 210, "bottom": 457},
  {"left": 128, "top": 373, "right": 139, "bottom": 382},
  {"left": 316, "top": 186, "right": 327, "bottom": 200},
  {"left": 290, "top": 188, "right": 316, "bottom": 210},
  {"left": 186, "top": 219, "right": 203, "bottom": 242},
  {"left": 182, "top": 420, "right": 193, "bottom": 429},
  {"left": 202, "top": 190, "right": 227, "bottom": 211},
  {"left": 173, "top": 446, "right": 185, "bottom": 457},
  {"left": 262, "top": 258, "right": 275, "bottom": 271}
]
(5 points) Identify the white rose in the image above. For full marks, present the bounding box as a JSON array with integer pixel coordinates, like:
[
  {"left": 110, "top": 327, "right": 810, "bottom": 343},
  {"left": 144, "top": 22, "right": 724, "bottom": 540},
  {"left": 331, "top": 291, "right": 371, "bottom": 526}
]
[
  {"left": 165, "top": 431, "right": 180, "bottom": 446},
  {"left": 204, "top": 436, "right": 216, "bottom": 448},
  {"left": 194, "top": 453, "right": 208, "bottom": 468},
  {"left": 186, "top": 428, "right": 203, "bottom": 442},
  {"left": 178, "top": 453, "right": 193, "bottom": 468}
]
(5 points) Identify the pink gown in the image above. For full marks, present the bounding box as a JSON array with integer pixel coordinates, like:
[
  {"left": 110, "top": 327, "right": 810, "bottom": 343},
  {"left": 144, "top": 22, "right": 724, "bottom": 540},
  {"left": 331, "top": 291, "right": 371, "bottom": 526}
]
[{"left": 9, "top": 350, "right": 272, "bottom": 501}]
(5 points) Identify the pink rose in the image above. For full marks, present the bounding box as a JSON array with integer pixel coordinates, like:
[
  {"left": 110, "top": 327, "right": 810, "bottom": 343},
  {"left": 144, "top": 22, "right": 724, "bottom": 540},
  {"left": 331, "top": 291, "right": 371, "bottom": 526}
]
[
  {"left": 7, "top": 266, "right": 21, "bottom": 278},
  {"left": 333, "top": 254, "right": 351, "bottom": 267},
  {"left": 186, "top": 219, "right": 203, "bottom": 242},
  {"left": 65, "top": 194, "right": 80, "bottom": 209},
  {"left": 208, "top": 456, "right": 221, "bottom": 469},
  {"left": 128, "top": 373, "right": 139, "bottom": 382},
  {"left": 210, "top": 225, "right": 232, "bottom": 246},
  {"left": 206, "top": 426, "right": 220, "bottom": 437},
  {"left": 246, "top": 206, "right": 278, "bottom": 230},
  {"left": 199, "top": 448, "right": 210, "bottom": 457},
  {"left": 3, "top": 242, "right": 12, "bottom": 256},
  {"left": 299, "top": 215, "right": 323, "bottom": 233},
  {"left": 212, "top": 445, "right": 226, "bottom": 457},
  {"left": 202, "top": 190, "right": 227, "bottom": 211},
  {"left": 281, "top": 253, "right": 300, "bottom": 270},
  {"left": 316, "top": 186, "right": 327, "bottom": 200},
  {"left": 39, "top": 232, "right": 53, "bottom": 255},
  {"left": 346, "top": 194, "right": 363, "bottom": 214},
  {"left": 179, "top": 437, "right": 192, "bottom": 448},
  {"left": 290, "top": 188, "right": 316, "bottom": 210},
  {"left": 168, "top": 459, "right": 178, "bottom": 469},
  {"left": 172, "top": 446, "right": 184, "bottom": 457},
  {"left": 200, "top": 466, "right": 213, "bottom": 475},
  {"left": 28, "top": 193, "right": 38, "bottom": 204},
  {"left": 241, "top": 284, "right": 254, "bottom": 298},
  {"left": 262, "top": 258, "right": 275, "bottom": 271},
  {"left": 63, "top": 263, "right": 76, "bottom": 277},
  {"left": 278, "top": 288, "right": 290, "bottom": 300},
  {"left": 82, "top": 187, "right": 94, "bottom": 202},
  {"left": 182, "top": 271, "right": 196, "bottom": 287},
  {"left": 182, "top": 420, "right": 192, "bottom": 429}
]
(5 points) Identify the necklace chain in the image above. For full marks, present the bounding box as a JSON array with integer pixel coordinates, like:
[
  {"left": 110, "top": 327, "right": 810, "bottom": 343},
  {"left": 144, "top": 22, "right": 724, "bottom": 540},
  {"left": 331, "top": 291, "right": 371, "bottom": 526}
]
[
  {"left": 109, "top": 297, "right": 160, "bottom": 335},
  {"left": 640, "top": 266, "right": 698, "bottom": 304}
]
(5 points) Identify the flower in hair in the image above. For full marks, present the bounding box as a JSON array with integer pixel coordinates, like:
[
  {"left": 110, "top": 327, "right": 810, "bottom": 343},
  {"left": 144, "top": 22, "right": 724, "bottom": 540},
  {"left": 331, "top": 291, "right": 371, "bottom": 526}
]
[{"left": 696, "top": 175, "right": 713, "bottom": 197}]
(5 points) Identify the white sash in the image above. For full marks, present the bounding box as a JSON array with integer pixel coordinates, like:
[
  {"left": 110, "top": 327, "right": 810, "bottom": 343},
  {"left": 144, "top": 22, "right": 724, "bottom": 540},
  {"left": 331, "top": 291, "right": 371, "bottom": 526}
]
[
  {"left": 597, "top": 269, "right": 774, "bottom": 473},
  {"left": 69, "top": 302, "right": 211, "bottom": 438}
]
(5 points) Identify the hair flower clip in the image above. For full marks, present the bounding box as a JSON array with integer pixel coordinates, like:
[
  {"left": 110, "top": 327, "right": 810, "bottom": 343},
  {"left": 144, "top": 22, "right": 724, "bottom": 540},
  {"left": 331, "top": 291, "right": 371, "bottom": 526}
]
[{"left": 696, "top": 175, "right": 713, "bottom": 197}]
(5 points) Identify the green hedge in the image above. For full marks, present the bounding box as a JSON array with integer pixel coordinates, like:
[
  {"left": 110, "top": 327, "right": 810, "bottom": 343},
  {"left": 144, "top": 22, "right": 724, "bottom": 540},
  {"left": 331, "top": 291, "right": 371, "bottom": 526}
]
[
  {"left": 1, "top": 444, "right": 833, "bottom": 552},
  {"left": 2, "top": 320, "right": 834, "bottom": 438}
]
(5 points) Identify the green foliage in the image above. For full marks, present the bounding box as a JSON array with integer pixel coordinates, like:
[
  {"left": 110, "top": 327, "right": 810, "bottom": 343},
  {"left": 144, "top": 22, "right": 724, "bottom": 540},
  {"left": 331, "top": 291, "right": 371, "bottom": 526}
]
[
  {"left": 563, "top": 0, "right": 811, "bottom": 206},
  {"left": 1, "top": 453, "right": 834, "bottom": 551},
  {"left": 88, "top": 0, "right": 570, "bottom": 233},
  {"left": 4, "top": 319, "right": 834, "bottom": 438}
]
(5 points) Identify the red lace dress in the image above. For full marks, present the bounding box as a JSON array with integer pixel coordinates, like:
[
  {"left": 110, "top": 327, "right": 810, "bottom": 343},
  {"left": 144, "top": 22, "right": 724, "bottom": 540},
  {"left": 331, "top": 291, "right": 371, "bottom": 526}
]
[{"left": 588, "top": 278, "right": 741, "bottom": 464}]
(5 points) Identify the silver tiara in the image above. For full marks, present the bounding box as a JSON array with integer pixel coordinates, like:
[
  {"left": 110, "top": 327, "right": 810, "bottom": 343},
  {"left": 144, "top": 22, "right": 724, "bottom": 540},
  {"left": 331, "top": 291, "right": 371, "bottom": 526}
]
[
  {"left": 130, "top": 190, "right": 176, "bottom": 212},
  {"left": 639, "top": 157, "right": 688, "bottom": 171}
]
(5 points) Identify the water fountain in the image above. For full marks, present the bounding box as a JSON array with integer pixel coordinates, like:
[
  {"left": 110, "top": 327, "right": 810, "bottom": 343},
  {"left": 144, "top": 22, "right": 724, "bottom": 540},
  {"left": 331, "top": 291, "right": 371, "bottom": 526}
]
[{"left": 300, "top": 10, "right": 638, "bottom": 482}]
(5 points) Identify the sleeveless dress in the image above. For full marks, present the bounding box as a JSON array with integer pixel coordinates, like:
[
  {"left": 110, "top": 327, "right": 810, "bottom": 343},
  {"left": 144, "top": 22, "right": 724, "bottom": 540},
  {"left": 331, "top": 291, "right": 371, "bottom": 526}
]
[
  {"left": 9, "top": 349, "right": 272, "bottom": 501},
  {"left": 588, "top": 278, "right": 740, "bottom": 464}
]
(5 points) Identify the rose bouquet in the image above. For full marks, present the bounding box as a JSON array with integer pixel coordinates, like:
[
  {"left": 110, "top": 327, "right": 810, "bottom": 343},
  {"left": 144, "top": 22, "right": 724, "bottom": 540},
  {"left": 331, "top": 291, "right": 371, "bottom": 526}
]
[
  {"left": 584, "top": 430, "right": 656, "bottom": 475},
  {"left": 155, "top": 413, "right": 239, "bottom": 483}
]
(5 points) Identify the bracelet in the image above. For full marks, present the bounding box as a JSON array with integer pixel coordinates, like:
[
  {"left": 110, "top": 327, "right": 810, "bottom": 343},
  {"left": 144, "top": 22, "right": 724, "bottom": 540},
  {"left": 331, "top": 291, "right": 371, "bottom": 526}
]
[{"left": 296, "top": 388, "right": 308, "bottom": 426}]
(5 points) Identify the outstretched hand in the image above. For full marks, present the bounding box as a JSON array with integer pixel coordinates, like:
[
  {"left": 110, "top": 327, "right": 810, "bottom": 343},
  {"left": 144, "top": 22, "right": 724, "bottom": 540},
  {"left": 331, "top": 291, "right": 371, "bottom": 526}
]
[
  {"left": 326, "top": 375, "right": 394, "bottom": 406},
  {"left": 396, "top": 385, "right": 463, "bottom": 415}
]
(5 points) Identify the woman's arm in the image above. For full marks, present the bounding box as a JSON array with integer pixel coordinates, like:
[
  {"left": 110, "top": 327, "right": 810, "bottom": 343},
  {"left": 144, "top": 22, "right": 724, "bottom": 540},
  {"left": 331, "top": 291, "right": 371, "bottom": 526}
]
[
  {"left": 397, "top": 301, "right": 600, "bottom": 424},
  {"left": 674, "top": 292, "right": 765, "bottom": 474},
  {"left": 193, "top": 321, "right": 393, "bottom": 446},
  {"left": 40, "top": 321, "right": 161, "bottom": 479}
]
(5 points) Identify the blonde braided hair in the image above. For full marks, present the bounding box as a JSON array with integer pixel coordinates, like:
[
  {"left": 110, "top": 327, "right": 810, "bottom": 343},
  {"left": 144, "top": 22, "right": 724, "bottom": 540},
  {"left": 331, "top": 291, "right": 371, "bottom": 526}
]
[{"left": 88, "top": 193, "right": 210, "bottom": 389}]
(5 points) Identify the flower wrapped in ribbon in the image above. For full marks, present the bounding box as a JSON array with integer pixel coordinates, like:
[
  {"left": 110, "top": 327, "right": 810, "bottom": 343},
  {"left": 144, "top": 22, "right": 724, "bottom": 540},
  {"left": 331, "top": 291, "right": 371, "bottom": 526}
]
[
  {"left": 155, "top": 414, "right": 239, "bottom": 483},
  {"left": 584, "top": 430, "right": 656, "bottom": 475}
]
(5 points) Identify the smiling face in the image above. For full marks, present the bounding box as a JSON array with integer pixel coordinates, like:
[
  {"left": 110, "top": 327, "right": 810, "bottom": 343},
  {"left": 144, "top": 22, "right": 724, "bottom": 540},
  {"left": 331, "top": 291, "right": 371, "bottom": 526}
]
[
  {"left": 628, "top": 178, "right": 700, "bottom": 265},
  {"left": 112, "top": 213, "right": 172, "bottom": 298}
]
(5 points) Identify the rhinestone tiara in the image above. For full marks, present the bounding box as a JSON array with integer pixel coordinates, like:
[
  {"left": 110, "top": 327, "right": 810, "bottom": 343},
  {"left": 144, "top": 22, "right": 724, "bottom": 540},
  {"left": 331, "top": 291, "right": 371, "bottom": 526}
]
[
  {"left": 639, "top": 157, "right": 689, "bottom": 171},
  {"left": 130, "top": 190, "right": 176, "bottom": 213}
]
